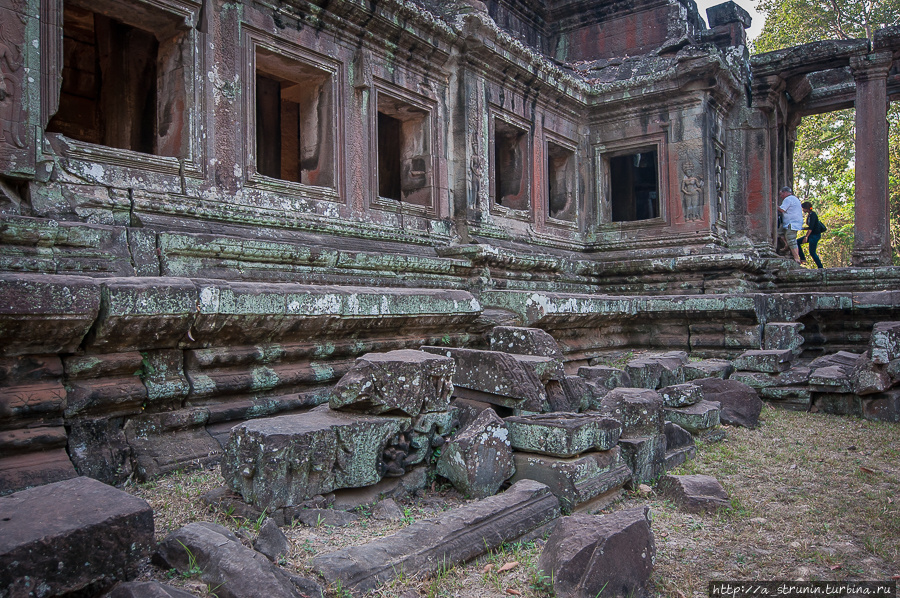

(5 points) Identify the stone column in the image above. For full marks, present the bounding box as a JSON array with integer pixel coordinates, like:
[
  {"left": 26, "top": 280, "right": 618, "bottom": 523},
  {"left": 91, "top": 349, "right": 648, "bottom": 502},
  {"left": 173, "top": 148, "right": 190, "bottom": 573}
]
[
  {"left": 739, "top": 75, "right": 784, "bottom": 251},
  {"left": 849, "top": 52, "right": 893, "bottom": 266}
]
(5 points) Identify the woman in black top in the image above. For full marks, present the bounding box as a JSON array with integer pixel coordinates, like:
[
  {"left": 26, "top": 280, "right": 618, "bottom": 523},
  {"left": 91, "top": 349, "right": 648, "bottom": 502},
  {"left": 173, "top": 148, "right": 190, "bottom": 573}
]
[{"left": 798, "top": 201, "right": 824, "bottom": 268}]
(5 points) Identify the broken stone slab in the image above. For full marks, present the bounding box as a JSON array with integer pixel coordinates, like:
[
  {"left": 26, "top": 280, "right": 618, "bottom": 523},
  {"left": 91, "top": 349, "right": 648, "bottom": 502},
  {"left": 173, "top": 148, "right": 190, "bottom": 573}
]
[
  {"left": 730, "top": 367, "right": 811, "bottom": 389},
  {"left": 576, "top": 365, "right": 632, "bottom": 398},
  {"left": 105, "top": 581, "right": 198, "bottom": 598},
  {"left": 0, "top": 477, "right": 154, "bottom": 598},
  {"left": 311, "top": 479, "right": 561, "bottom": 594},
  {"left": 690, "top": 378, "right": 761, "bottom": 429},
  {"left": 663, "top": 422, "right": 696, "bottom": 470},
  {"left": 487, "top": 326, "right": 564, "bottom": 360},
  {"left": 852, "top": 354, "right": 891, "bottom": 396},
  {"left": 222, "top": 405, "right": 405, "bottom": 510},
  {"left": 659, "top": 474, "right": 730, "bottom": 513},
  {"left": 808, "top": 351, "right": 862, "bottom": 370},
  {"left": 328, "top": 350, "right": 455, "bottom": 417},
  {"left": 254, "top": 518, "right": 291, "bottom": 561},
  {"left": 508, "top": 448, "right": 631, "bottom": 511},
  {"left": 421, "top": 347, "right": 555, "bottom": 412},
  {"left": 683, "top": 359, "right": 734, "bottom": 381},
  {"left": 861, "top": 389, "right": 900, "bottom": 422},
  {"left": 505, "top": 412, "right": 621, "bottom": 457},
  {"left": 156, "top": 522, "right": 323, "bottom": 598},
  {"left": 537, "top": 507, "right": 655, "bottom": 598},
  {"left": 618, "top": 434, "right": 667, "bottom": 484},
  {"left": 732, "top": 349, "right": 794, "bottom": 373},
  {"left": 809, "top": 366, "right": 854, "bottom": 393},
  {"left": 663, "top": 400, "right": 721, "bottom": 434},
  {"left": 657, "top": 383, "right": 702, "bottom": 407},
  {"left": 624, "top": 351, "right": 688, "bottom": 389},
  {"left": 598, "top": 388, "right": 664, "bottom": 437},
  {"left": 870, "top": 322, "right": 900, "bottom": 365},
  {"left": 436, "top": 409, "right": 514, "bottom": 499},
  {"left": 762, "top": 322, "right": 804, "bottom": 353}
]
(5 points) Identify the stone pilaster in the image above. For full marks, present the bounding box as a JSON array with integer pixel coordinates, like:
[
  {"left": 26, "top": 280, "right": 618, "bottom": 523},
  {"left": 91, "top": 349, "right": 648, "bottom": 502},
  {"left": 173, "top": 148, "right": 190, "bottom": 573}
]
[{"left": 849, "top": 52, "right": 893, "bottom": 266}]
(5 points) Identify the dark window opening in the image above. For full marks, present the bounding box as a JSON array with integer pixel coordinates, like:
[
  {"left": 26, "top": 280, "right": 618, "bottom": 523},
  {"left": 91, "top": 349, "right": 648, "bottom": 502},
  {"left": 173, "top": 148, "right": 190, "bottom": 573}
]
[
  {"left": 610, "top": 150, "right": 659, "bottom": 222},
  {"left": 494, "top": 120, "right": 529, "bottom": 211},
  {"left": 255, "top": 49, "right": 333, "bottom": 187},
  {"left": 48, "top": 4, "right": 160, "bottom": 154},
  {"left": 377, "top": 112, "right": 402, "bottom": 200},
  {"left": 547, "top": 142, "right": 576, "bottom": 222},
  {"left": 376, "top": 97, "right": 431, "bottom": 207}
]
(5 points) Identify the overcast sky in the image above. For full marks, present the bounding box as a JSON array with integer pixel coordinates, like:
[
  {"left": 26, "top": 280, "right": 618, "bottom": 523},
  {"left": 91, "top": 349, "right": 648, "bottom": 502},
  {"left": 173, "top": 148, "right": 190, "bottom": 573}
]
[{"left": 694, "top": 0, "right": 766, "bottom": 41}]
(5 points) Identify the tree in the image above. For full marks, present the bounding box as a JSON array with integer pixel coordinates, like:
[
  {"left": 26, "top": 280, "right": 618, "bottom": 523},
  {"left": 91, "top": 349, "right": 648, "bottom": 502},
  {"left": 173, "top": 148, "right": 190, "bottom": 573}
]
[{"left": 753, "top": 0, "right": 900, "bottom": 266}]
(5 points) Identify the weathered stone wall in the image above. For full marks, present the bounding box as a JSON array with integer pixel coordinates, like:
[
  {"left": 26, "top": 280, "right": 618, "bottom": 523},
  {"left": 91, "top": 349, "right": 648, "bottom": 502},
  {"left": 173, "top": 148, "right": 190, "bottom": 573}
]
[{"left": 1, "top": 0, "right": 899, "bottom": 496}]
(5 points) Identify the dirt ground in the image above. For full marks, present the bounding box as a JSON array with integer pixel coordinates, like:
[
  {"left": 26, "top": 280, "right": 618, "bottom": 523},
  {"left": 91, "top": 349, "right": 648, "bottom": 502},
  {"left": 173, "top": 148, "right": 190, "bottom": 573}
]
[{"left": 129, "top": 405, "right": 900, "bottom": 597}]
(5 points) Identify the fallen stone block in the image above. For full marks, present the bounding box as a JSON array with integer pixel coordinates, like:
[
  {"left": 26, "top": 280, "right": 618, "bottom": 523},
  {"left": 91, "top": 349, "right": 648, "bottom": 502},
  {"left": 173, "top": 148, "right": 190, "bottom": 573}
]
[
  {"left": 852, "top": 356, "right": 891, "bottom": 396},
  {"left": 421, "top": 347, "right": 555, "bottom": 413},
  {"left": 311, "top": 479, "right": 561, "bottom": 594},
  {"left": 731, "top": 367, "right": 810, "bottom": 389},
  {"left": 329, "top": 350, "right": 454, "bottom": 417},
  {"left": 690, "top": 378, "right": 761, "bottom": 428},
  {"left": 576, "top": 365, "right": 632, "bottom": 399},
  {"left": 732, "top": 349, "right": 794, "bottom": 373},
  {"left": 561, "top": 375, "right": 593, "bottom": 412},
  {"left": 537, "top": 507, "right": 655, "bottom": 598},
  {"left": 809, "top": 366, "right": 854, "bottom": 393},
  {"left": 870, "top": 322, "right": 900, "bottom": 365},
  {"left": 222, "top": 406, "right": 405, "bottom": 510},
  {"left": 156, "top": 522, "right": 323, "bottom": 598},
  {"left": 505, "top": 413, "right": 621, "bottom": 457},
  {"left": 683, "top": 359, "right": 734, "bottom": 381},
  {"left": 811, "top": 393, "right": 862, "bottom": 417},
  {"left": 254, "top": 518, "right": 291, "bottom": 561},
  {"left": 663, "top": 400, "right": 721, "bottom": 434},
  {"left": 618, "top": 434, "right": 666, "bottom": 484},
  {"left": 1, "top": 477, "right": 154, "bottom": 597},
  {"left": 625, "top": 352, "right": 687, "bottom": 389},
  {"left": 762, "top": 322, "right": 804, "bottom": 353},
  {"left": 861, "top": 389, "right": 900, "bottom": 422},
  {"left": 663, "top": 422, "right": 696, "bottom": 470},
  {"left": 487, "top": 326, "right": 564, "bottom": 360},
  {"left": 599, "top": 388, "right": 664, "bottom": 437},
  {"left": 105, "top": 581, "right": 198, "bottom": 598},
  {"left": 659, "top": 474, "right": 729, "bottom": 513},
  {"left": 808, "top": 351, "right": 862, "bottom": 370},
  {"left": 657, "top": 383, "right": 702, "bottom": 407},
  {"left": 508, "top": 448, "right": 631, "bottom": 511},
  {"left": 436, "top": 409, "right": 514, "bottom": 498}
]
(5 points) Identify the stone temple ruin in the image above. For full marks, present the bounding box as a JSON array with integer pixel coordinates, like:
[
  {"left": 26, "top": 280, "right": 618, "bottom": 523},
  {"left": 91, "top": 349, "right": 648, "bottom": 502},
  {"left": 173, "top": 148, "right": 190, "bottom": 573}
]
[{"left": 1, "top": 0, "right": 900, "bottom": 593}]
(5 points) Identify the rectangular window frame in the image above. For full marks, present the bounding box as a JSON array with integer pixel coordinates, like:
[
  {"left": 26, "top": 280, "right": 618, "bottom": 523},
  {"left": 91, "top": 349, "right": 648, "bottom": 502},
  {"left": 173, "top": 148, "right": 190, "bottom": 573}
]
[
  {"left": 369, "top": 83, "right": 438, "bottom": 217},
  {"left": 595, "top": 134, "right": 668, "bottom": 228},
  {"left": 42, "top": 0, "right": 203, "bottom": 177},
  {"left": 243, "top": 29, "right": 342, "bottom": 204},
  {"left": 543, "top": 132, "right": 579, "bottom": 228},
  {"left": 489, "top": 109, "right": 533, "bottom": 222}
]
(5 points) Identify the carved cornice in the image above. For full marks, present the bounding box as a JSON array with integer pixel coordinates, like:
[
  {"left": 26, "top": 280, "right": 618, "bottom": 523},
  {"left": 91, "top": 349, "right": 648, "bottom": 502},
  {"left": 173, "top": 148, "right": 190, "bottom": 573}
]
[{"left": 849, "top": 51, "right": 894, "bottom": 82}]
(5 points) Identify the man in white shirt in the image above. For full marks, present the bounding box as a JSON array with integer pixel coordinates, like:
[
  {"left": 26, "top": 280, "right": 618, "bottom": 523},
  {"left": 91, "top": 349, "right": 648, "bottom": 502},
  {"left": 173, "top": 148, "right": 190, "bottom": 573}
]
[{"left": 778, "top": 186, "right": 804, "bottom": 264}]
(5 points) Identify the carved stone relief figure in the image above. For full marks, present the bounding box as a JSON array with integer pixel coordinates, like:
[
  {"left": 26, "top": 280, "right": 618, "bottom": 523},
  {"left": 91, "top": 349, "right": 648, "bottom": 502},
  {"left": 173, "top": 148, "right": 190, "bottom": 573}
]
[
  {"left": 0, "top": 9, "right": 28, "bottom": 152},
  {"left": 681, "top": 160, "right": 704, "bottom": 221}
]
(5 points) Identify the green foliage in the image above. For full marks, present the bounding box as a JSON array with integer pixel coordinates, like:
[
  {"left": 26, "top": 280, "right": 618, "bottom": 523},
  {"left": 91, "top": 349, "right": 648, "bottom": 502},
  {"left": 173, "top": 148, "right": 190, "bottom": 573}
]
[{"left": 753, "top": 0, "right": 900, "bottom": 266}]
